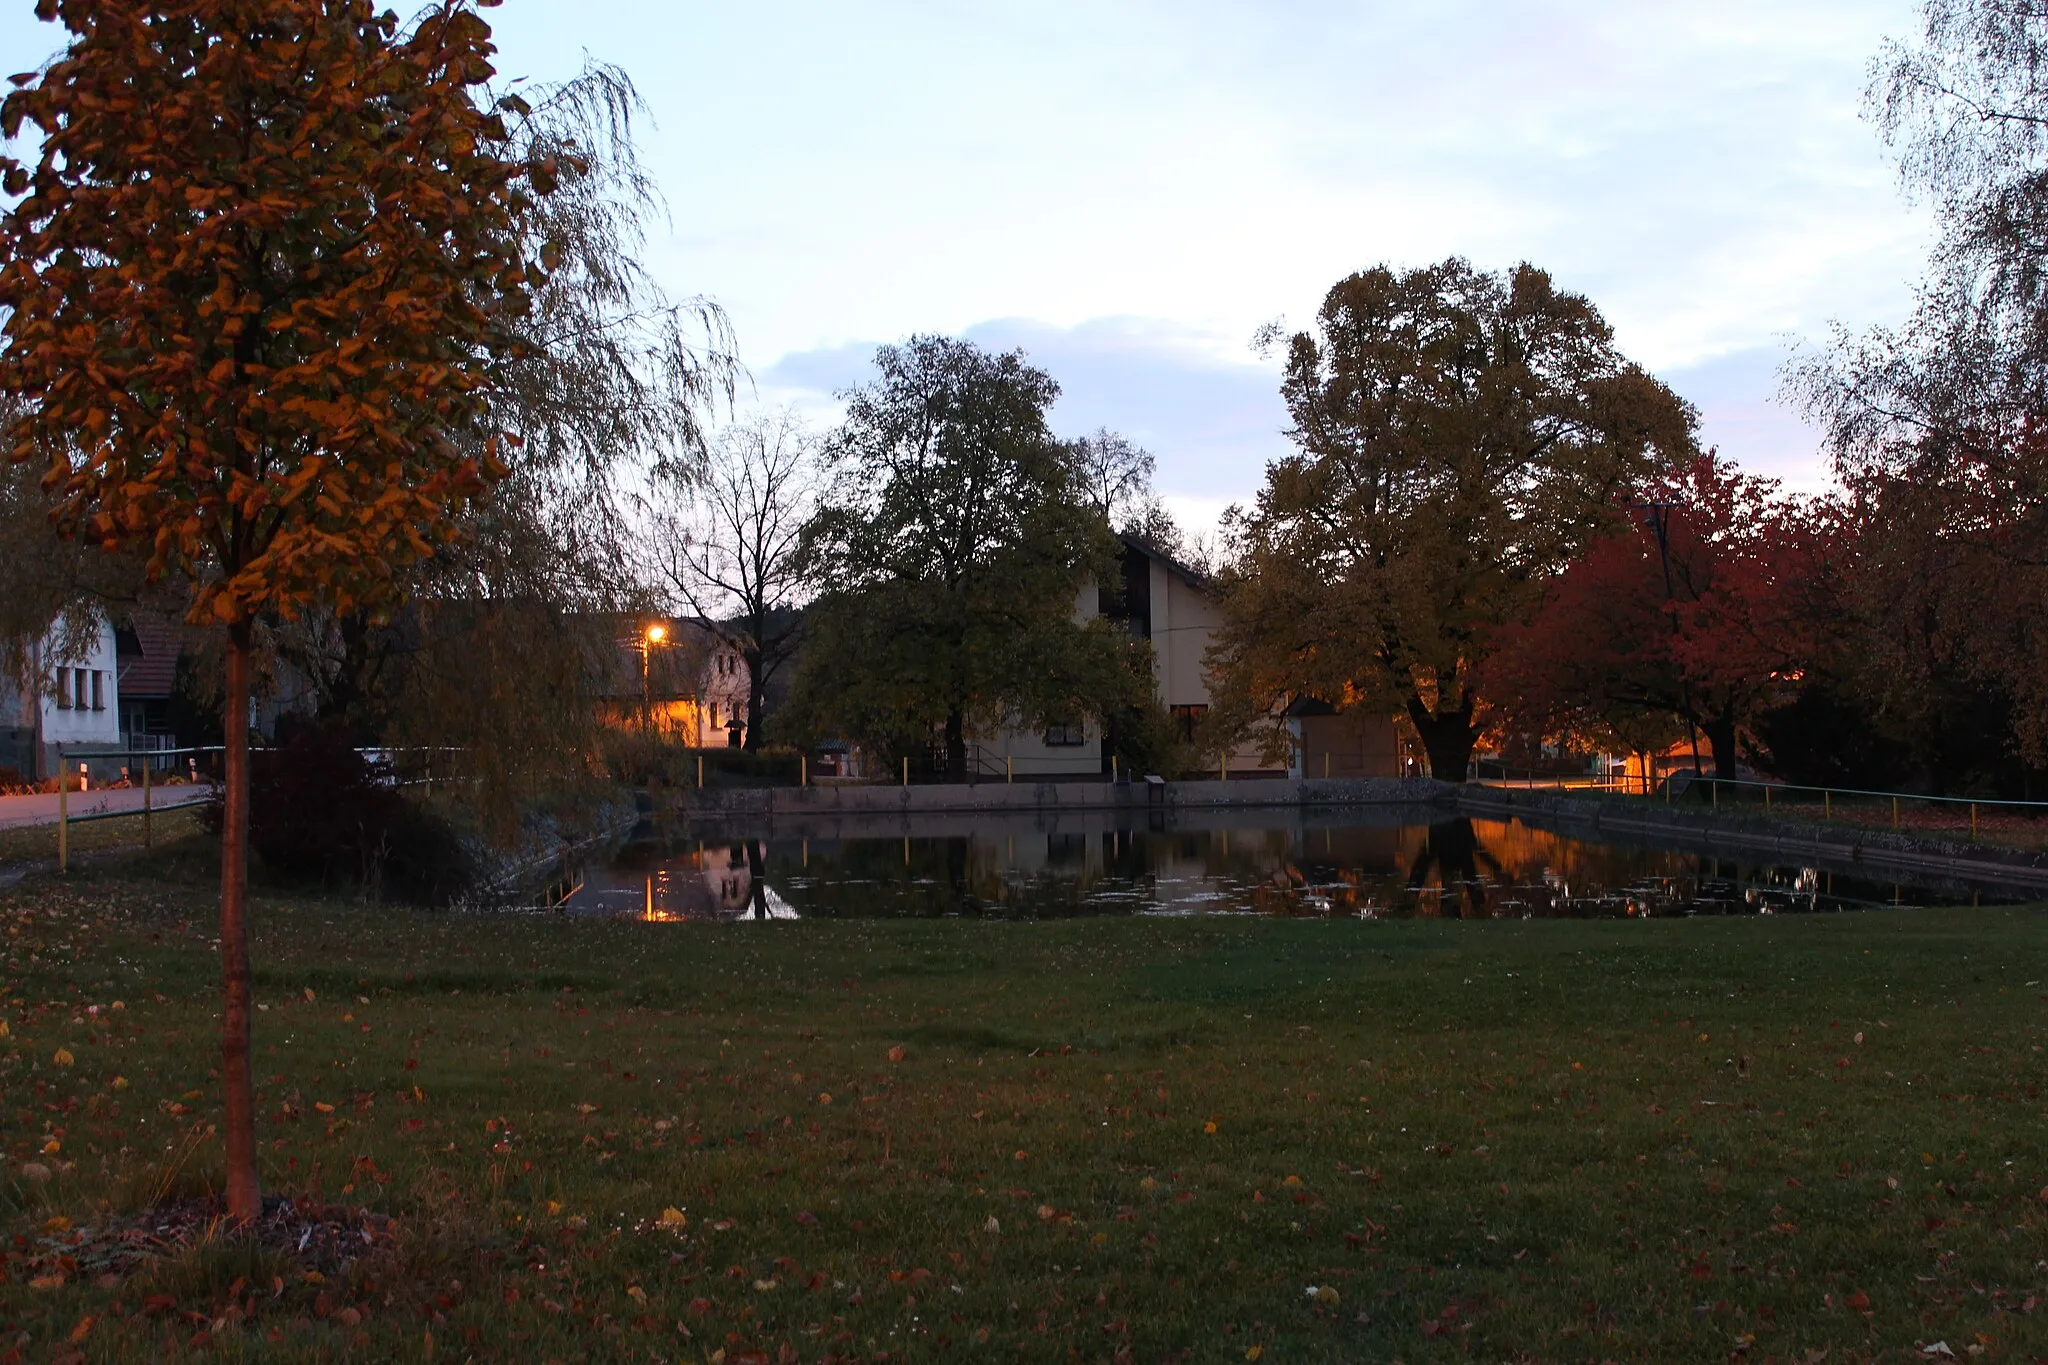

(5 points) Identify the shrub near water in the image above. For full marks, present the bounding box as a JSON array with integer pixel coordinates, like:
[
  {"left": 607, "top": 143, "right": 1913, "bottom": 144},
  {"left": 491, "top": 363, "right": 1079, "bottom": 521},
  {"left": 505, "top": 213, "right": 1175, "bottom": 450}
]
[{"left": 206, "top": 721, "right": 473, "bottom": 905}]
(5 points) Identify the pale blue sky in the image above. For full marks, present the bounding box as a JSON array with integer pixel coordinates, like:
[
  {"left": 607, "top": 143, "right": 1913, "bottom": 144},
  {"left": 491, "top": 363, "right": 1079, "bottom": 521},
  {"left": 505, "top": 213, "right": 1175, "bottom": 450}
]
[{"left": 3, "top": 1, "right": 1933, "bottom": 526}]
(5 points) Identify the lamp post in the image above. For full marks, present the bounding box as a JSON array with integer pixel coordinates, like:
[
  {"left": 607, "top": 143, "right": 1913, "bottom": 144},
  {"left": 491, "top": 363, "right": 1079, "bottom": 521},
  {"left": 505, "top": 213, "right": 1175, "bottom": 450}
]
[{"left": 641, "top": 623, "right": 668, "bottom": 731}]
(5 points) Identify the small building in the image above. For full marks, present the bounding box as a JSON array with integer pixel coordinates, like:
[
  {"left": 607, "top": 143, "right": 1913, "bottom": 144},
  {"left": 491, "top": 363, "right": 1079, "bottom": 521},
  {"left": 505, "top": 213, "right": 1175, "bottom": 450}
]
[
  {"left": 0, "top": 613, "right": 123, "bottom": 784},
  {"left": 601, "top": 618, "right": 753, "bottom": 747}
]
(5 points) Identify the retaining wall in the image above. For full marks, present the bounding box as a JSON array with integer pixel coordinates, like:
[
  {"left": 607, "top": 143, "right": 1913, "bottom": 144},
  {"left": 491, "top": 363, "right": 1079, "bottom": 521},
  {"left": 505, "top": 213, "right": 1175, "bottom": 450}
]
[
  {"left": 1459, "top": 785, "right": 2048, "bottom": 892},
  {"left": 665, "top": 775, "right": 1454, "bottom": 821}
]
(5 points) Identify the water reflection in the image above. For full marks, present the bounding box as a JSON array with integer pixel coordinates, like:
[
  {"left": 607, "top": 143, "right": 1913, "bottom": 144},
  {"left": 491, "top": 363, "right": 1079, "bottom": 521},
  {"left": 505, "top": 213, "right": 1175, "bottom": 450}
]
[{"left": 558, "top": 813, "right": 2006, "bottom": 922}]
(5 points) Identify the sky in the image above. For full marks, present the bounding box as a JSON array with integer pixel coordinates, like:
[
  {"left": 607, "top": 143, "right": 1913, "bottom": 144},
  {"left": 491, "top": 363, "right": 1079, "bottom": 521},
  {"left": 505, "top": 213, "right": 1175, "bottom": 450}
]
[{"left": 2, "top": 1, "right": 1938, "bottom": 531}]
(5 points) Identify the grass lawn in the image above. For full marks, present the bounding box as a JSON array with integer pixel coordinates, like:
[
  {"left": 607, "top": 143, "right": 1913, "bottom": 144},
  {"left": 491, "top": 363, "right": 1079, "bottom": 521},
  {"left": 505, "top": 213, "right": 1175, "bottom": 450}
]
[
  {"left": 0, "top": 806, "right": 209, "bottom": 871},
  {"left": 1, "top": 839, "right": 2045, "bottom": 1362}
]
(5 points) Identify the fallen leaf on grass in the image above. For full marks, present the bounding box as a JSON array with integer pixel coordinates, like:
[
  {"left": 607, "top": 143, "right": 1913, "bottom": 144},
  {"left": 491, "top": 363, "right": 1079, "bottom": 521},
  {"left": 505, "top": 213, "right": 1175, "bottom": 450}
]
[
  {"left": 887, "top": 1045, "right": 906, "bottom": 1063},
  {"left": 627, "top": 1285, "right": 647, "bottom": 1305},
  {"left": 658, "top": 1207, "right": 688, "bottom": 1230},
  {"left": 52, "top": 1047, "right": 73, "bottom": 1067}
]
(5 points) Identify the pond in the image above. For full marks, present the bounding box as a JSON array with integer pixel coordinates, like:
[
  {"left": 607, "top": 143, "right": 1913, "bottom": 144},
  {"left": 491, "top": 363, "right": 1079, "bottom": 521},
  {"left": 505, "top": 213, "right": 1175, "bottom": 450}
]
[{"left": 555, "top": 807, "right": 2018, "bottom": 921}]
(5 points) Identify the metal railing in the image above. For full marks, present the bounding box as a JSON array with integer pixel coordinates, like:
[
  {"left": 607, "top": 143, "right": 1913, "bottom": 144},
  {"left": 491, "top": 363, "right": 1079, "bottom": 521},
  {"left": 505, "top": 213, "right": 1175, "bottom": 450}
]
[{"left": 1471, "top": 766, "right": 2048, "bottom": 844}]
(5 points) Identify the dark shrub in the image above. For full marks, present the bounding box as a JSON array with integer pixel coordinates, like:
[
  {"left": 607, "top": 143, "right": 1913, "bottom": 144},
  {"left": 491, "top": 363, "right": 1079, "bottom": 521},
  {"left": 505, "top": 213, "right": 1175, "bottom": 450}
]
[{"left": 207, "top": 720, "right": 473, "bottom": 905}]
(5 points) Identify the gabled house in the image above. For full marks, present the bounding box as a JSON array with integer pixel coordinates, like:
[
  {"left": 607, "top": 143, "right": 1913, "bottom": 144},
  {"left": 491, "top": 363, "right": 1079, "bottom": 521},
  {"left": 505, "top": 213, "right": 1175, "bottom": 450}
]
[
  {"left": 969, "top": 533, "right": 1394, "bottom": 779},
  {"left": 600, "top": 618, "right": 753, "bottom": 747}
]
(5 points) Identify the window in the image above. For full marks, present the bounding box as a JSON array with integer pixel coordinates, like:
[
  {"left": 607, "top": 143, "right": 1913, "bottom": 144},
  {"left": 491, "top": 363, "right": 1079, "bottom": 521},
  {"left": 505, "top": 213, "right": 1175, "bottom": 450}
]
[
  {"left": 1170, "top": 704, "right": 1207, "bottom": 742},
  {"left": 54, "top": 669, "right": 70, "bottom": 709},
  {"left": 1044, "top": 721, "right": 1086, "bottom": 747},
  {"left": 91, "top": 670, "right": 104, "bottom": 711},
  {"left": 707, "top": 701, "right": 720, "bottom": 729},
  {"left": 76, "top": 669, "right": 88, "bottom": 712}
]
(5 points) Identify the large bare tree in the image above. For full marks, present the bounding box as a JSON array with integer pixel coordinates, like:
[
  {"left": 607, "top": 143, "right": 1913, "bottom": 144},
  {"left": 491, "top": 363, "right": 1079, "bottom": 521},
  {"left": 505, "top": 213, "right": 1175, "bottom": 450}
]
[{"left": 648, "top": 410, "right": 818, "bottom": 749}]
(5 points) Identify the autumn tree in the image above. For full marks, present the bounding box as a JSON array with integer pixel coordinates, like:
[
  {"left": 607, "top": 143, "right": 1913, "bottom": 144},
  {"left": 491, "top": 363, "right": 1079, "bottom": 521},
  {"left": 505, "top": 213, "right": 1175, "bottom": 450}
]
[
  {"left": 1210, "top": 259, "right": 1697, "bottom": 779},
  {"left": 1485, "top": 454, "right": 1826, "bottom": 779},
  {"left": 648, "top": 409, "right": 818, "bottom": 749},
  {"left": 1788, "top": 0, "right": 2048, "bottom": 781},
  {"left": 0, "top": 0, "right": 549, "bottom": 1219},
  {"left": 262, "top": 62, "right": 734, "bottom": 822},
  {"left": 789, "top": 336, "right": 1136, "bottom": 778}
]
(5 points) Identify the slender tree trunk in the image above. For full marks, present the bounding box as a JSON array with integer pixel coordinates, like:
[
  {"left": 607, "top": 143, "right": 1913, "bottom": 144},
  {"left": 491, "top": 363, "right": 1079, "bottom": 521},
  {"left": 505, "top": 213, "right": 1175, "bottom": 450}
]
[
  {"left": 220, "top": 621, "right": 261, "bottom": 1221},
  {"left": 1406, "top": 694, "right": 1477, "bottom": 781},
  {"left": 944, "top": 706, "right": 966, "bottom": 781}
]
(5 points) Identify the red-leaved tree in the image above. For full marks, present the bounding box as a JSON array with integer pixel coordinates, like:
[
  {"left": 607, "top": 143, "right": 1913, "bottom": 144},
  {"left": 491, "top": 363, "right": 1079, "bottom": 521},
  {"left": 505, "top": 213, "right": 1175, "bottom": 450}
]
[{"left": 1487, "top": 453, "right": 1826, "bottom": 778}]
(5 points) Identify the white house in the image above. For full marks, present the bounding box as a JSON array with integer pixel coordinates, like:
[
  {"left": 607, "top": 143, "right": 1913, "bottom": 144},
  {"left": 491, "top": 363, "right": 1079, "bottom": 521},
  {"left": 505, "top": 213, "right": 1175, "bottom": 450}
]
[
  {"left": 0, "top": 613, "right": 123, "bottom": 784},
  {"left": 971, "top": 535, "right": 1304, "bottom": 779}
]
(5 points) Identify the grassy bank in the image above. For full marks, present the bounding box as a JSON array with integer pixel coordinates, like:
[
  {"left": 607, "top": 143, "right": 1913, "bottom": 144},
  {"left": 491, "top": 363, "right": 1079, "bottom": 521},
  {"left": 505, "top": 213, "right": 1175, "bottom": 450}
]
[{"left": 1, "top": 842, "right": 2045, "bottom": 1362}]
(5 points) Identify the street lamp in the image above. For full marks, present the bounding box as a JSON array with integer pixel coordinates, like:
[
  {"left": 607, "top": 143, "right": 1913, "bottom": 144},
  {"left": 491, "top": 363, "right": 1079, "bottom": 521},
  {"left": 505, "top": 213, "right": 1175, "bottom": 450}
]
[
  {"left": 1631, "top": 499, "right": 1705, "bottom": 781},
  {"left": 641, "top": 623, "right": 668, "bottom": 730}
]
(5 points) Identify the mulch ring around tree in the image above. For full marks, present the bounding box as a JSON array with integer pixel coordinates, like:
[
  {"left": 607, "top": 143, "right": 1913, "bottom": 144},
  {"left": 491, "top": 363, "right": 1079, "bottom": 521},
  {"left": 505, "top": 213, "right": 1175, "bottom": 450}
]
[{"left": 16, "top": 1195, "right": 396, "bottom": 1292}]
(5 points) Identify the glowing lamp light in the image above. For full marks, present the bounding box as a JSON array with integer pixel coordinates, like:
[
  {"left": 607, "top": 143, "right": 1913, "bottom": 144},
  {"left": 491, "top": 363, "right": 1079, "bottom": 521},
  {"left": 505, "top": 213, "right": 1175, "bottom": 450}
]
[{"left": 646, "top": 624, "right": 668, "bottom": 644}]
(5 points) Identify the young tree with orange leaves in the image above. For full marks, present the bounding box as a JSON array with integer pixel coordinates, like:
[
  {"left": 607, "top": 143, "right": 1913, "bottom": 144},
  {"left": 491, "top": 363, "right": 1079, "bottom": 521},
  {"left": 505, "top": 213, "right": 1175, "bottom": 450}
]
[{"left": 0, "top": 0, "right": 550, "bottom": 1219}]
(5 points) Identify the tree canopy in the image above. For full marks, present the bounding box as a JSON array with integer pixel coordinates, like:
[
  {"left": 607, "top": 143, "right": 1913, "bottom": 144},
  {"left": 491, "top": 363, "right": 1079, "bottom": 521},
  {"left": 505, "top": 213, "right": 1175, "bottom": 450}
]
[
  {"left": 1210, "top": 259, "right": 1697, "bottom": 779},
  {"left": 789, "top": 336, "right": 1137, "bottom": 778},
  {"left": 0, "top": 0, "right": 548, "bottom": 1219}
]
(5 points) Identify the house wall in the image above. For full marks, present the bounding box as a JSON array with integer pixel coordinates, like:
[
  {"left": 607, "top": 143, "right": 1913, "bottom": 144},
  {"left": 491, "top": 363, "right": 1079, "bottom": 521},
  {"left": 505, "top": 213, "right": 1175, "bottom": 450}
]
[
  {"left": 0, "top": 616, "right": 123, "bottom": 782},
  {"left": 1287, "top": 713, "right": 1405, "bottom": 779},
  {"left": 974, "top": 581, "right": 1104, "bottom": 776}
]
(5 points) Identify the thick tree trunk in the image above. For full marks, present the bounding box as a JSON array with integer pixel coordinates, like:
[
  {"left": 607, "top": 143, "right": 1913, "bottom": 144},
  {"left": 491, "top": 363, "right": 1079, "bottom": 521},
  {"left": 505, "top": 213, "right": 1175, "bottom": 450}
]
[
  {"left": 944, "top": 707, "right": 967, "bottom": 782},
  {"left": 1703, "top": 715, "right": 1739, "bottom": 779},
  {"left": 219, "top": 621, "right": 261, "bottom": 1221},
  {"left": 743, "top": 645, "right": 765, "bottom": 752},
  {"left": 1406, "top": 694, "right": 1477, "bottom": 781}
]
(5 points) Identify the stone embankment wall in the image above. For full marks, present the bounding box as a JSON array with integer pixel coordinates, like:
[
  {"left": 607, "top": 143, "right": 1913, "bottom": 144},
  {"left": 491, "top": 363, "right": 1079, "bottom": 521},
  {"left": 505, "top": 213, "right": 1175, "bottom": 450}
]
[
  {"left": 666, "top": 775, "right": 1455, "bottom": 821},
  {"left": 1458, "top": 785, "right": 2048, "bottom": 892}
]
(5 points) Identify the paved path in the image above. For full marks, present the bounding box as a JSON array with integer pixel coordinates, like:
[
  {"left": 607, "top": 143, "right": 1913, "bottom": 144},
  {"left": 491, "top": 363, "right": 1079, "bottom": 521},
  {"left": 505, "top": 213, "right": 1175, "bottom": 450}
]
[{"left": 0, "top": 786, "right": 210, "bottom": 831}]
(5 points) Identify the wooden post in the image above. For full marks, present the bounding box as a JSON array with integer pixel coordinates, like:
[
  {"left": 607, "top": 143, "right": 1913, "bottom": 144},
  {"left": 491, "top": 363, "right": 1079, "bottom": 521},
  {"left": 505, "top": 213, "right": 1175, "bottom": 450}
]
[
  {"left": 1220, "top": 754, "right": 1227, "bottom": 783},
  {"left": 903, "top": 755, "right": 909, "bottom": 787},
  {"left": 142, "top": 757, "right": 152, "bottom": 850},
  {"left": 1764, "top": 784, "right": 1771, "bottom": 812},
  {"left": 1006, "top": 755, "right": 1012, "bottom": 784},
  {"left": 1323, "top": 752, "right": 1330, "bottom": 780},
  {"left": 56, "top": 746, "right": 67, "bottom": 873},
  {"left": 697, "top": 755, "right": 704, "bottom": 789},
  {"left": 1824, "top": 790, "right": 1831, "bottom": 819},
  {"left": 1892, "top": 797, "right": 1899, "bottom": 830},
  {"left": 1111, "top": 755, "right": 1118, "bottom": 782},
  {"left": 801, "top": 754, "right": 807, "bottom": 787},
  {"left": 1970, "top": 803, "right": 1978, "bottom": 841},
  {"left": 1711, "top": 780, "right": 1718, "bottom": 809}
]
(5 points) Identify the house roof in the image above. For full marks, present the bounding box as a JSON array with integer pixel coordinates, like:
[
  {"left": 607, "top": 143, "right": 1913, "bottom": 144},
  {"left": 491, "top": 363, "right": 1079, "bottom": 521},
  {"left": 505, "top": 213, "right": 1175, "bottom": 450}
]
[
  {"left": 115, "top": 614, "right": 188, "bottom": 700},
  {"left": 1116, "top": 531, "right": 1215, "bottom": 592}
]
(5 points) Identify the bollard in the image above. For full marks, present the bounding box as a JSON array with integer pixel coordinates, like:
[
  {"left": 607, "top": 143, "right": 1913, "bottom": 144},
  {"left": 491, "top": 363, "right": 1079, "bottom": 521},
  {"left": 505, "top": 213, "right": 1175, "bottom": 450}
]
[
  {"left": 1971, "top": 802, "right": 1978, "bottom": 841},
  {"left": 142, "top": 759, "right": 152, "bottom": 850},
  {"left": 1220, "top": 755, "right": 1227, "bottom": 783},
  {"left": 57, "top": 754, "right": 68, "bottom": 874},
  {"left": 1764, "top": 784, "right": 1771, "bottom": 812},
  {"left": 1323, "top": 752, "right": 1330, "bottom": 780},
  {"left": 697, "top": 755, "right": 703, "bottom": 789},
  {"left": 903, "top": 756, "right": 909, "bottom": 787},
  {"left": 1711, "top": 780, "right": 1718, "bottom": 809},
  {"left": 1892, "top": 797, "right": 1899, "bottom": 830},
  {"left": 801, "top": 754, "right": 807, "bottom": 788},
  {"left": 1006, "top": 755, "right": 1012, "bottom": 784},
  {"left": 1825, "top": 790, "right": 1832, "bottom": 819}
]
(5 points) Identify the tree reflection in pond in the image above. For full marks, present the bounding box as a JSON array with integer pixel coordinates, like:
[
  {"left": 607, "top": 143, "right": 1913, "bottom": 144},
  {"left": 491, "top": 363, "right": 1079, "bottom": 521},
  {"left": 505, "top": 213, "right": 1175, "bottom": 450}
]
[{"left": 558, "top": 814, "right": 2007, "bottom": 921}]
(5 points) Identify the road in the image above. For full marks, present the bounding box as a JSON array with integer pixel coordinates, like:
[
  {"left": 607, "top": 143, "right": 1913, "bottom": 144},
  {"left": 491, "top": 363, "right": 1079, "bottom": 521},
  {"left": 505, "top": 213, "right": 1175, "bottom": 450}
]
[{"left": 0, "top": 785, "right": 211, "bottom": 831}]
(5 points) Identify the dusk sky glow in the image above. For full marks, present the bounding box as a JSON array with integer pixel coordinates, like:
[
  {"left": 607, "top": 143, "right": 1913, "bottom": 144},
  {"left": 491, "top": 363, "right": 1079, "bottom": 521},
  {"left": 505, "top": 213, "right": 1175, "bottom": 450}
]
[{"left": 2, "top": 1, "right": 1937, "bottom": 529}]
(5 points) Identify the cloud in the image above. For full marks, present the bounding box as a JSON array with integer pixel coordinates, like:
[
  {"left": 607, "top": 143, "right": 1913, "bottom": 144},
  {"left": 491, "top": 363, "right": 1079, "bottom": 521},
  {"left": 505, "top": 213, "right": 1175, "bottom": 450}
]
[{"left": 763, "top": 318, "right": 1294, "bottom": 503}]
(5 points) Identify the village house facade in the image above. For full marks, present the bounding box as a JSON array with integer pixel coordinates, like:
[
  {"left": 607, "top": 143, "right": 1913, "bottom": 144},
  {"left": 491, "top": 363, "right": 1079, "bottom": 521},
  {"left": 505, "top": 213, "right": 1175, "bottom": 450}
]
[{"left": 0, "top": 613, "right": 124, "bottom": 785}]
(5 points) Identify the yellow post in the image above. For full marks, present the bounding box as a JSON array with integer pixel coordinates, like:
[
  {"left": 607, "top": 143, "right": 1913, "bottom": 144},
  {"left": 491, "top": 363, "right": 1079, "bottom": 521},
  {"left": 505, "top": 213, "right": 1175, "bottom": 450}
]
[
  {"left": 697, "top": 755, "right": 704, "bottom": 789},
  {"left": 1006, "top": 755, "right": 1012, "bottom": 784},
  {"left": 1892, "top": 797, "right": 1899, "bottom": 830},
  {"left": 142, "top": 757, "right": 152, "bottom": 850},
  {"left": 902, "top": 755, "right": 909, "bottom": 787},
  {"left": 1970, "top": 803, "right": 1978, "bottom": 841},
  {"left": 56, "top": 753, "right": 67, "bottom": 874},
  {"left": 801, "top": 754, "right": 808, "bottom": 787},
  {"left": 1323, "top": 752, "right": 1330, "bottom": 780},
  {"left": 1824, "top": 790, "right": 1831, "bottom": 819}
]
